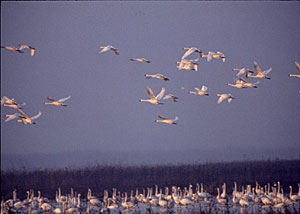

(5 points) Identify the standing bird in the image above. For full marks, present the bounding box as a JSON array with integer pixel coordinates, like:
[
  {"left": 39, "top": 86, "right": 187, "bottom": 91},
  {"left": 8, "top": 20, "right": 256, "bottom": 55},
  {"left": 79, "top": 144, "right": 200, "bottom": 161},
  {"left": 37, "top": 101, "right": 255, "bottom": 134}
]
[
  {"left": 217, "top": 93, "right": 235, "bottom": 104},
  {"left": 246, "top": 61, "right": 272, "bottom": 79},
  {"left": 98, "top": 45, "right": 119, "bottom": 55},
  {"left": 144, "top": 73, "right": 169, "bottom": 81},
  {"left": 44, "top": 96, "right": 71, "bottom": 107},
  {"left": 139, "top": 87, "right": 165, "bottom": 105},
  {"left": 288, "top": 61, "right": 300, "bottom": 78},
  {"left": 155, "top": 115, "right": 178, "bottom": 125},
  {"left": 188, "top": 85, "right": 209, "bottom": 96},
  {"left": 130, "top": 58, "right": 151, "bottom": 63}
]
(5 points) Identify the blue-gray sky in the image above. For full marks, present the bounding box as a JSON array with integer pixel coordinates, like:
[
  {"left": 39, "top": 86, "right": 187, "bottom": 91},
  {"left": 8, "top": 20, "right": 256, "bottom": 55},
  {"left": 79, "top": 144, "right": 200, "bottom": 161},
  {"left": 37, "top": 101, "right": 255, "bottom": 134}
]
[{"left": 1, "top": 1, "right": 300, "bottom": 170}]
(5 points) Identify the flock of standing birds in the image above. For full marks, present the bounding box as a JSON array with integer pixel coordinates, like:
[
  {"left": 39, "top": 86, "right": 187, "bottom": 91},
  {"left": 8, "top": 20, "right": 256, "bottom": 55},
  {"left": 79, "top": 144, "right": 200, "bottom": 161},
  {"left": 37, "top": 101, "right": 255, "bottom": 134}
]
[
  {"left": 2, "top": 44, "right": 300, "bottom": 126},
  {"left": 1, "top": 182, "right": 300, "bottom": 214}
]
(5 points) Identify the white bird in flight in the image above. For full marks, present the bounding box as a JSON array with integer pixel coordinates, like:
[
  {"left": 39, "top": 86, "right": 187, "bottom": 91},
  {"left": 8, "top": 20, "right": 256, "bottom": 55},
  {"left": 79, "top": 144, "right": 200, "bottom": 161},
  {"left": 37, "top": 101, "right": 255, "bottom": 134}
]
[
  {"left": 246, "top": 61, "right": 272, "bottom": 79},
  {"left": 44, "top": 96, "right": 71, "bottom": 107},
  {"left": 16, "top": 109, "right": 42, "bottom": 125},
  {"left": 217, "top": 93, "right": 235, "bottom": 104},
  {"left": 130, "top": 58, "right": 151, "bottom": 63},
  {"left": 177, "top": 59, "right": 198, "bottom": 71},
  {"left": 163, "top": 94, "right": 179, "bottom": 102},
  {"left": 288, "top": 61, "right": 300, "bottom": 78},
  {"left": 98, "top": 45, "right": 119, "bottom": 55},
  {"left": 188, "top": 85, "right": 209, "bottom": 96},
  {"left": 181, "top": 47, "right": 203, "bottom": 60},
  {"left": 203, "top": 51, "right": 226, "bottom": 62},
  {"left": 144, "top": 73, "right": 169, "bottom": 81},
  {"left": 139, "top": 87, "right": 165, "bottom": 105},
  {"left": 155, "top": 115, "right": 178, "bottom": 125}
]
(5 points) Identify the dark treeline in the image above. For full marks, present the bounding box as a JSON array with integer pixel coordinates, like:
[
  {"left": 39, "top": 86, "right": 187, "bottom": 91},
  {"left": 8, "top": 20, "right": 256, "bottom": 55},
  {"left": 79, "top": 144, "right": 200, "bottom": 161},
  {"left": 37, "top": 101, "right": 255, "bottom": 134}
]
[{"left": 1, "top": 159, "right": 300, "bottom": 201}]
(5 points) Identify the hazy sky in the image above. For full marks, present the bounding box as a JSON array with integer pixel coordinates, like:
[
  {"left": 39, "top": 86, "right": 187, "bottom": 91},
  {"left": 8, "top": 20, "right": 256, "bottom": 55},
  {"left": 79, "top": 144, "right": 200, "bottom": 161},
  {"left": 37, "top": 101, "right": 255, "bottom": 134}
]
[{"left": 1, "top": 1, "right": 300, "bottom": 169}]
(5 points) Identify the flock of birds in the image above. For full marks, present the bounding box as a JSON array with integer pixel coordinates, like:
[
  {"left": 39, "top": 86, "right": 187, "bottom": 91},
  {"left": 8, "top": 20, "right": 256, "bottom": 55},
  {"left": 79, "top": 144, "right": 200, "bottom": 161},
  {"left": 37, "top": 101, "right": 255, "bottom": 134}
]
[
  {"left": 1, "top": 182, "right": 300, "bottom": 214},
  {"left": 1, "top": 44, "right": 300, "bottom": 125}
]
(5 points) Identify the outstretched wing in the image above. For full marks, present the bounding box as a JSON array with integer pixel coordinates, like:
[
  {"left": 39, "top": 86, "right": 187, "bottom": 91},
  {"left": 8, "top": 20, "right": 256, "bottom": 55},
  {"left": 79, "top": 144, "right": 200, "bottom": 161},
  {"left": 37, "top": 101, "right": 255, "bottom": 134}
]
[
  {"left": 217, "top": 94, "right": 227, "bottom": 104},
  {"left": 172, "top": 116, "right": 179, "bottom": 122},
  {"left": 58, "top": 96, "right": 71, "bottom": 103},
  {"left": 47, "top": 96, "right": 56, "bottom": 101},
  {"left": 155, "top": 87, "right": 165, "bottom": 100},
  {"left": 5, "top": 113, "right": 21, "bottom": 122},
  {"left": 158, "top": 115, "right": 168, "bottom": 120},
  {"left": 263, "top": 68, "right": 272, "bottom": 75},
  {"left": 146, "top": 87, "right": 155, "bottom": 99},
  {"left": 30, "top": 111, "right": 42, "bottom": 120},
  {"left": 201, "top": 85, "right": 208, "bottom": 92},
  {"left": 295, "top": 61, "right": 300, "bottom": 73},
  {"left": 253, "top": 61, "right": 263, "bottom": 74},
  {"left": 17, "top": 108, "right": 28, "bottom": 117}
]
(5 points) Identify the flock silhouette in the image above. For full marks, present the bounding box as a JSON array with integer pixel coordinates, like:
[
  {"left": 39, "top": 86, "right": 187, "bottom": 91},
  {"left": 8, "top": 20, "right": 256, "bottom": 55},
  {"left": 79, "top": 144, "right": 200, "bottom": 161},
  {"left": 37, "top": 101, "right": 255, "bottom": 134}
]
[{"left": 1, "top": 44, "right": 300, "bottom": 126}]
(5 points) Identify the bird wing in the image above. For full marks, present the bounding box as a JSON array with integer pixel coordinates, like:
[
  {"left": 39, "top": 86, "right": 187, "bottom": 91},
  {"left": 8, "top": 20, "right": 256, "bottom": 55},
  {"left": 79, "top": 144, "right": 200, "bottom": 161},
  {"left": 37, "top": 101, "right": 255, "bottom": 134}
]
[
  {"left": 194, "top": 87, "right": 200, "bottom": 91},
  {"left": 47, "top": 96, "right": 56, "bottom": 101},
  {"left": 201, "top": 85, "right": 208, "bottom": 91},
  {"left": 30, "top": 48, "right": 35, "bottom": 56},
  {"left": 1, "top": 96, "right": 8, "bottom": 105},
  {"left": 158, "top": 115, "right": 168, "bottom": 120},
  {"left": 235, "top": 68, "right": 246, "bottom": 77},
  {"left": 227, "top": 97, "right": 233, "bottom": 103},
  {"left": 58, "top": 96, "right": 71, "bottom": 103},
  {"left": 111, "top": 48, "right": 119, "bottom": 55},
  {"left": 163, "top": 94, "right": 172, "bottom": 100},
  {"left": 295, "top": 61, "right": 300, "bottom": 73},
  {"left": 253, "top": 61, "right": 263, "bottom": 74},
  {"left": 181, "top": 48, "right": 195, "bottom": 60},
  {"left": 146, "top": 87, "right": 155, "bottom": 99},
  {"left": 263, "top": 68, "right": 272, "bottom": 75},
  {"left": 17, "top": 108, "right": 29, "bottom": 118},
  {"left": 5, "top": 113, "right": 21, "bottom": 122},
  {"left": 217, "top": 94, "right": 226, "bottom": 104},
  {"left": 30, "top": 111, "right": 42, "bottom": 120},
  {"left": 172, "top": 116, "right": 179, "bottom": 122},
  {"left": 206, "top": 52, "right": 213, "bottom": 62},
  {"left": 156, "top": 87, "right": 165, "bottom": 100}
]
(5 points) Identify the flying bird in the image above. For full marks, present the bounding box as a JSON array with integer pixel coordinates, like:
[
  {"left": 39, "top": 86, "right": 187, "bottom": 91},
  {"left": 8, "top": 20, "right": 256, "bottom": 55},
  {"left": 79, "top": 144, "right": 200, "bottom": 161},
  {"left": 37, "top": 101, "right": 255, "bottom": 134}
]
[
  {"left": 181, "top": 47, "right": 203, "bottom": 60},
  {"left": 288, "top": 61, "right": 300, "bottom": 78},
  {"left": 238, "top": 77, "right": 259, "bottom": 88},
  {"left": 188, "top": 85, "right": 209, "bottom": 96},
  {"left": 203, "top": 51, "right": 226, "bottom": 62},
  {"left": 139, "top": 87, "right": 165, "bottom": 105},
  {"left": 16, "top": 109, "right": 42, "bottom": 125},
  {"left": 246, "top": 61, "right": 272, "bottom": 79},
  {"left": 1, "top": 96, "right": 16, "bottom": 105},
  {"left": 44, "top": 96, "right": 71, "bottom": 107},
  {"left": 1, "top": 45, "right": 24, "bottom": 53},
  {"left": 144, "top": 73, "right": 169, "bottom": 81},
  {"left": 217, "top": 93, "right": 235, "bottom": 104},
  {"left": 98, "top": 45, "right": 119, "bottom": 55},
  {"left": 18, "top": 45, "right": 35, "bottom": 56},
  {"left": 155, "top": 115, "right": 178, "bottom": 125},
  {"left": 177, "top": 59, "right": 198, "bottom": 71},
  {"left": 163, "top": 94, "right": 179, "bottom": 102},
  {"left": 227, "top": 79, "right": 246, "bottom": 89},
  {"left": 130, "top": 58, "right": 151, "bottom": 63}
]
